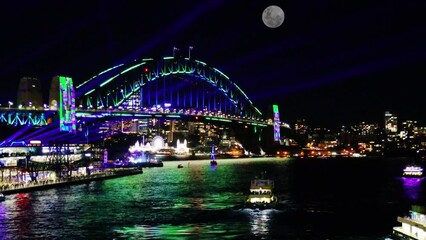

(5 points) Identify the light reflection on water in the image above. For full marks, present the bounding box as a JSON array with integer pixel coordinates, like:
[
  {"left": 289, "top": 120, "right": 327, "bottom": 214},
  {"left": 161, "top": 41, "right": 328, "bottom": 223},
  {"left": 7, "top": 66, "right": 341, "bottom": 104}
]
[
  {"left": 112, "top": 208, "right": 281, "bottom": 239},
  {"left": 0, "top": 157, "right": 419, "bottom": 239},
  {"left": 113, "top": 222, "right": 246, "bottom": 240},
  {"left": 401, "top": 177, "right": 424, "bottom": 200},
  {"left": 247, "top": 209, "right": 276, "bottom": 238}
]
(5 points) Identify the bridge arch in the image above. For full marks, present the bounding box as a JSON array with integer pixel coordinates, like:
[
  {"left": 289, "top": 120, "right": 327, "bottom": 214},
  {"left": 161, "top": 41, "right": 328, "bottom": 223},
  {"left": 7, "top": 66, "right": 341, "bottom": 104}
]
[{"left": 76, "top": 56, "right": 262, "bottom": 119}]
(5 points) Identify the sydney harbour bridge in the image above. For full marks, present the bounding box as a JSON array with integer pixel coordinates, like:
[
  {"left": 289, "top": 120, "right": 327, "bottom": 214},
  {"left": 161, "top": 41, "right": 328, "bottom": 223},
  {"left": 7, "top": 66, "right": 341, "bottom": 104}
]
[{"left": 0, "top": 53, "right": 289, "bottom": 155}]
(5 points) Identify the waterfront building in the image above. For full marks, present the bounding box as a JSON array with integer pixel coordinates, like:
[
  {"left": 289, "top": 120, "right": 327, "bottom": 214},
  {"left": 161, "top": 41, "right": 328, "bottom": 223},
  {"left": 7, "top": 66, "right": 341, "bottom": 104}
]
[
  {"left": 400, "top": 120, "right": 417, "bottom": 139},
  {"left": 393, "top": 205, "right": 426, "bottom": 239},
  {"left": 294, "top": 119, "right": 309, "bottom": 135},
  {"left": 385, "top": 111, "right": 399, "bottom": 145},
  {"left": 385, "top": 111, "right": 398, "bottom": 134},
  {"left": 357, "top": 122, "right": 380, "bottom": 136}
]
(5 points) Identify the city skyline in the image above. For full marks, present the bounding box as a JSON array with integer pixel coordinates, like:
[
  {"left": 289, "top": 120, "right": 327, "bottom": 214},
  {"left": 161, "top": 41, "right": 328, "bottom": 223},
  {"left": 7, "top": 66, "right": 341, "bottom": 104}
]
[
  {"left": 294, "top": 110, "right": 425, "bottom": 131},
  {"left": 0, "top": 1, "right": 424, "bottom": 127}
]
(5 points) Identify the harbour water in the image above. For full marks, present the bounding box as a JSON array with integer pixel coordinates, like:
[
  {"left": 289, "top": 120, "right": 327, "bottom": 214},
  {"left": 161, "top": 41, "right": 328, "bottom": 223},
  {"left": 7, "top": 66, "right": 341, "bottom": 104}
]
[{"left": 0, "top": 157, "right": 421, "bottom": 239}]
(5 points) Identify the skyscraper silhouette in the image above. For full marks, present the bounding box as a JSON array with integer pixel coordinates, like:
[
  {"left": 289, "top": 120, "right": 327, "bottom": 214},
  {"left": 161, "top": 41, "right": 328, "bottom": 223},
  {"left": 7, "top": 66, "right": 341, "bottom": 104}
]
[{"left": 16, "top": 77, "right": 43, "bottom": 109}]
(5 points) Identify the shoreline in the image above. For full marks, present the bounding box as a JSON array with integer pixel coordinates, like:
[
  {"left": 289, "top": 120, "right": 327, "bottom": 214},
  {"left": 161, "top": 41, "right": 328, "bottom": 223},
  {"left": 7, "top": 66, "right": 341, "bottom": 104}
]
[{"left": 1, "top": 168, "right": 143, "bottom": 195}]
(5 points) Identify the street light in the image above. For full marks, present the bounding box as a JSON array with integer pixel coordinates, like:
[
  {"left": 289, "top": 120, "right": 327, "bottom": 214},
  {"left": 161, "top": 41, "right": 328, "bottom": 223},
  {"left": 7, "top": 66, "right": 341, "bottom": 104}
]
[{"left": 8, "top": 101, "right": 13, "bottom": 109}]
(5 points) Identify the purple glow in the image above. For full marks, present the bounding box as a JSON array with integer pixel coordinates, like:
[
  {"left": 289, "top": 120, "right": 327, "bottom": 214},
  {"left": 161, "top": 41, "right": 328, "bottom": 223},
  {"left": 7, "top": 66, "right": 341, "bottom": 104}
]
[
  {"left": 273, "top": 105, "right": 280, "bottom": 141},
  {"left": 402, "top": 177, "right": 423, "bottom": 200},
  {"left": 1, "top": 125, "right": 32, "bottom": 146},
  {"left": 116, "top": 0, "right": 224, "bottom": 66}
]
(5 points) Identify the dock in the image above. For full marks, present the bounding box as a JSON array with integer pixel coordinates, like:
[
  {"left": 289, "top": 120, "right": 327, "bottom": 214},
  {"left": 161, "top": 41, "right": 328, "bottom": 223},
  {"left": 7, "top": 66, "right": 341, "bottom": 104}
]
[{"left": 1, "top": 168, "right": 143, "bottom": 195}]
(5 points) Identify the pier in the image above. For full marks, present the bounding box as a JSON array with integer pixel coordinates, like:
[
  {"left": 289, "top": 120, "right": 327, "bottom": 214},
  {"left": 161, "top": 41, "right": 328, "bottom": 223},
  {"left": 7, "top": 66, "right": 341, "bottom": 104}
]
[{"left": 1, "top": 167, "right": 142, "bottom": 195}]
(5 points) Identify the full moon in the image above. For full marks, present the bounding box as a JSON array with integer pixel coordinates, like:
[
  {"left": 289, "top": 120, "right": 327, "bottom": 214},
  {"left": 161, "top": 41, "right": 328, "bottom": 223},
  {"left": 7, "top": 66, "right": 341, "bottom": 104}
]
[{"left": 262, "top": 5, "right": 285, "bottom": 28}]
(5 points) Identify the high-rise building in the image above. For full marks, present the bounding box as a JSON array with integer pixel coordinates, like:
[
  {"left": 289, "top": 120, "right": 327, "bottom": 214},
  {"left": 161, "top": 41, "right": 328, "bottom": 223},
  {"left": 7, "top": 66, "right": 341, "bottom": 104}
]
[
  {"left": 384, "top": 111, "right": 398, "bottom": 134},
  {"left": 355, "top": 122, "right": 379, "bottom": 136},
  {"left": 295, "top": 119, "right": 309, "bottom": 135},
  {"left": 16, "top": 77, "right": 43, "bottom": 109},
  {"left": 400, "top": 120, "right": 417, "bottom": 139}
]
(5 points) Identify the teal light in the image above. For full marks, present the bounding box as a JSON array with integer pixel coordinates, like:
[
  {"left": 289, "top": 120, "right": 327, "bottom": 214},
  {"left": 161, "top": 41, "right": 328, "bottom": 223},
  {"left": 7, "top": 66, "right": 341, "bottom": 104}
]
[
  {"left": 195, "top": 60, "right": 206, "bottom": 65},
  {"left": 213, "top": 67, "right": 229, "bottom": 79},
  {"left": 84, "top": 89, "right": 95, "bottom": 96},
  {"left": 76, "top": 63, "right": 124, "bottom": 89},
  {"left": 166, "top": 115, "right": 181, "bottom": 118},
  {"left": 254, "top": 107, "right": 262, "bottom": 115},
  {"left": 211, "top": 117, "right": 232, "bottom": 122},
  {"left": 121, "top": 62, "right": 145, "bottom": 74},
  {"left": 99, "top": 74, "right": 120, "bottom": 87}
]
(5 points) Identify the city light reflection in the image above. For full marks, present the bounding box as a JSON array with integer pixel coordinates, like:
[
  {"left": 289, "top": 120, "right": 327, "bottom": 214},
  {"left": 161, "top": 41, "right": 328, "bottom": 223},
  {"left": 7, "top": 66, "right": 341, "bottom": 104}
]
[
  {"left": 113, "top": 223, "right": 243, "bottom": 239},
  {"left": 401, "top": 177, "right": 424, "bottom": 200},
  {"left": 247, "top": 209, "right": 275, "bottom": 237}
]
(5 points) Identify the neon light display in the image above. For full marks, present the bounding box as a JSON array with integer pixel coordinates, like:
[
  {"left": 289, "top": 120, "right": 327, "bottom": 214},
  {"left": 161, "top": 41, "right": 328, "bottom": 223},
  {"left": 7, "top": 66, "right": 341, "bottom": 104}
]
[
  {"left": 81, "top": 57, "right": 263, "bottom": 120},
  {"left": 0, "top": 112, "right": 48, "bottom": 126},
  {"left": 273, "top": 105, "right": 280, "bottom": 141},
  {"left": 59, "top": 76, "right": 76, "bottom": 133},
  {"left": 403, "top": 165, "right": 424, "bottom": 177}
]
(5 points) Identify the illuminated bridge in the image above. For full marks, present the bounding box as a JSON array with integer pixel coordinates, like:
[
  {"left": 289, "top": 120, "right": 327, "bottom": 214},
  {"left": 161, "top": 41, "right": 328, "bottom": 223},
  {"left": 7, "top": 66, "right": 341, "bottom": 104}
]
[
  {"left": 0, "top": 55, "right": 288, "bottom": 148},
  {"left": 77, "top": 56, "right": 262, "bottom": 120}
]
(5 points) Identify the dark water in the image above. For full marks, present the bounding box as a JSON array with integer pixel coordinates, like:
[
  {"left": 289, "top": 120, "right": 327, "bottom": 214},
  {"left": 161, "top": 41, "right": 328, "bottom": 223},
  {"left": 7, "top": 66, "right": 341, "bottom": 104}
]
[{"left": 0, "top": 157, "right": 422, "bottom": 239}]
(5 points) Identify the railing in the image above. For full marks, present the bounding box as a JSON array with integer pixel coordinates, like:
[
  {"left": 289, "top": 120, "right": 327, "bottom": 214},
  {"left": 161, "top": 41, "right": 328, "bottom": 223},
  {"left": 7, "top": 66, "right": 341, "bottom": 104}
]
[{"left": 0, "top": 168, "right": 141, "bottom": 193}]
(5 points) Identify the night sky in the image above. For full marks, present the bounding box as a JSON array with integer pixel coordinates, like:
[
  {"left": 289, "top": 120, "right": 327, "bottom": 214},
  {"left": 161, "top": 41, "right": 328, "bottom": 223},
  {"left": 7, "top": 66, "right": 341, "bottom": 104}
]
[{"left": 0, "top": 0, "right": 424, "bottom": 128}]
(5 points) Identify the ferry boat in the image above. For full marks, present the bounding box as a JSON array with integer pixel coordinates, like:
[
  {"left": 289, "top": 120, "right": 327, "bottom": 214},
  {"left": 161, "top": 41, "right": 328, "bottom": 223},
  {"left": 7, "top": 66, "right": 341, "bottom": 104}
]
[
  {"left": 393, "top": 205, "right": 426, "bottom": 239},
  {"left": 245, "top": 172, "right": 278, "bottom": 209},
  {"left": 403, "top": 164, "right": 424, "bottom": 178}
]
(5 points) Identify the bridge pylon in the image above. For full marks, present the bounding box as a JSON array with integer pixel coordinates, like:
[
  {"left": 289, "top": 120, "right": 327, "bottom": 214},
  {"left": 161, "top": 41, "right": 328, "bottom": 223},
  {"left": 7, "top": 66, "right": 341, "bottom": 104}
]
[{"left": 49, "top": 76, "right": 77, "bottom": 133}]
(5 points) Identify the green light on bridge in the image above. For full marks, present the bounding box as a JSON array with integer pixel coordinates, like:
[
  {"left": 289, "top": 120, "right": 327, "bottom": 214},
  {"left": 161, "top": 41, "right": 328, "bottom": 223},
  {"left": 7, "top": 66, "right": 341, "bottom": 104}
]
[
  {"left": 84, "top": 89, "right": 95, "bottom": 96},
  {"left": 213, "top": 67, "right": 229, "bottom": 79},
  {"left": 195, "top": 60, "right": 206, "bottom": 65},
  {"left": 206, "top": 117, "right": 232, "bottom": 122},
  {"left": 121, "top": 62, "right": 145, "bottom": 74},
  {"left": 77, "top": 63, "right": 124, "bottom": 89},
  {"left": 99, "top": 74, "right": 120, "bottom": 87},
  {"left": 166, "top": 115, "right": 181, "bottom": 118}
]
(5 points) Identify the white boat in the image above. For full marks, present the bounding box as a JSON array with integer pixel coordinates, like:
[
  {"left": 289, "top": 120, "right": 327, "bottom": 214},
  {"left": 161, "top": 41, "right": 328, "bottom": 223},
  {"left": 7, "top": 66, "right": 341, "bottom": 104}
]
[
  {"left": 403, "top": 164, "right": 424, "bottom": 177},
  {"left": 393, "top": 205, "right": 426, "bottom": 239},
  {"left": 245, "top": 172, "right": 278, "bottom": 209}
]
